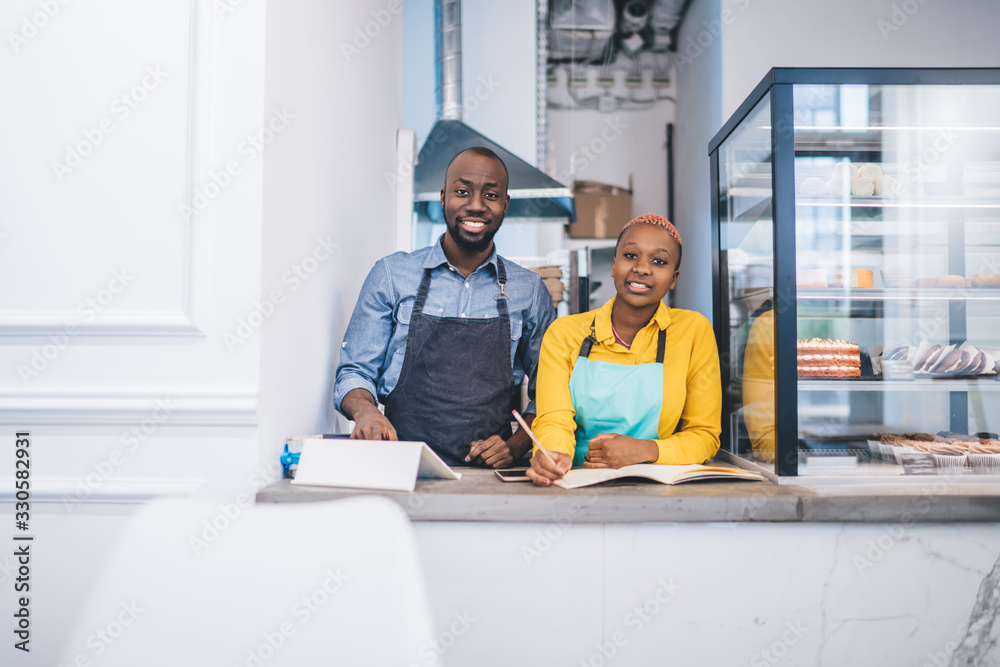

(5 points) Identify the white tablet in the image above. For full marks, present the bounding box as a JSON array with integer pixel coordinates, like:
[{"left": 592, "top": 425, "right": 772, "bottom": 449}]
[{"left": 291, "top": 439, "right": 461, "bottom": 492}]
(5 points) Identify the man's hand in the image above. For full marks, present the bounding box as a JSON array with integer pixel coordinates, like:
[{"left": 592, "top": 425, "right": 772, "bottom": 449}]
[
  {"left": 351, "top": 409, "right": 397, "bottom": 440},
  {"left": 466, "top": 435, "right": 515, "bottom": 468},
  {"left": 466, "top": 413, "right": 535, "bottom": 468},
  {"left": 584, "top": 434, "right": 658, "bottom": 469},
  {"left": 341, "top": 388, "right": 397, "bottom": 440},
  {"left": 526, "top": 449, "right": 572, "bottom": 486}
]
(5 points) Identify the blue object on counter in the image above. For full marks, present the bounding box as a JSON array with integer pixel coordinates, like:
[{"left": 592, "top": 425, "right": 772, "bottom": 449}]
[
  {"left": 281, "top": 435, "right": 350, "bottom": 478},
  {"left": 280, "top": 444, "right": 300, "bottom": 479}
]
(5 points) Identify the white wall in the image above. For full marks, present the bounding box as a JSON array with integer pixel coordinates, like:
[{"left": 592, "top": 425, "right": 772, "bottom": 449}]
[
  {"left": 0, "top": 0, "right": 265, "bottom": 477},
  {"left": 672, "top": 0, "right": 723, "bottom": 319},
  {"left": 1, "top": 0, "right": 268, "bottom": 663},
  {"left": 547, "top": 102, "right": 676, "bottom": 221},
  {"left": 0, "top": 1, "right": 405, "bottom": 663},
  {"left": 671, "top": 0, "right": 1000, "bottom": 318},
  {"left": 259, "top": 0, "right": 404, "bottom": 453},
  {"left": 720, "top": 0, "right": 1000, "bottom": 120}
]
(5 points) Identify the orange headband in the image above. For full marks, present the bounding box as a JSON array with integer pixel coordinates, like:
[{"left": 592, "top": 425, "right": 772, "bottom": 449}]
[{"left": 620, "top": 214, "right": 682, "bottom": 247}]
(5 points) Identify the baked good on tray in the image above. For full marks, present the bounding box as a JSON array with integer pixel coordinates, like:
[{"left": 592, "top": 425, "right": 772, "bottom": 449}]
[
  {"left": 971, "top": 273, "right": 1000, "bottom": 288},
  {"left": 916, "top": 275, "right": 969, "bottom": 288},
  {"left": 875, "top": 341, "right": 998, "bottom": 377},
  {"left": 816, "top": 162, "right": 904, "bottom": 198},
  {"left": 909, "top": 341, "right": 995, "bottom": 375},
  {"left": 828, "top": 269, "right": 873, "bottom": 289},
  {"left": 868, "top": 432, "right": 1000, "bottom": 471},
  {"left": 908, "top": 273, "right": 1000, "bottom": 289},
  {"left": 797, "top": 338, "right": 860, "bottom": 377}
]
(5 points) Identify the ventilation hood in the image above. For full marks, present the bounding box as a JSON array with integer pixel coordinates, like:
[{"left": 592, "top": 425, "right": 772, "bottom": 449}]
[{"left": 413, "top": 0, "right": 574, "bottom": 224}]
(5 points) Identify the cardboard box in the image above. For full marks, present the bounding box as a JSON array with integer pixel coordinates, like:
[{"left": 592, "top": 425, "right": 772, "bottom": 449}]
[{"left": 567, "top": 177, "right": 633, "bottom": 239}]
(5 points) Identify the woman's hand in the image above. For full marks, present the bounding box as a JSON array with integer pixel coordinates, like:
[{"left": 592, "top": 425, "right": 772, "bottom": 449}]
[
  {"left": 584, "top": 434, "right": 658, "bottom": 469},
  {"left": 526, "top": 449, "right": 573, "bottom": 486}
]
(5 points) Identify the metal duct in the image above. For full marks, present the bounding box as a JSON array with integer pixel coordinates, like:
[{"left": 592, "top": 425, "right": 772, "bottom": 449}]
[
  {"left": 414, "top": 0, "right": 574, "bottom": 224},
  {"left": 435, "top": 0, "right": 462, "bottom": 121}
]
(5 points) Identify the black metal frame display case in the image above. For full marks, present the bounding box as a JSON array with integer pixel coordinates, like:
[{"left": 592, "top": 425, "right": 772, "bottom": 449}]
[{"left": 709, "top": 68, "right": 1000, "bottom": 478}]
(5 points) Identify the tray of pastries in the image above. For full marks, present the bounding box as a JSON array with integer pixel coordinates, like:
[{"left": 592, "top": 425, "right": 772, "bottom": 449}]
[
  {"left": 874, "top": 341, "right": 998, "bottom": 378},
  {"left": 867, "top": 431, "right": 1000, "bottom": 472}
]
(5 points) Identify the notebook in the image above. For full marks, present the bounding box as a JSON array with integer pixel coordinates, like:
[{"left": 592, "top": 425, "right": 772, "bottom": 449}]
[{"left": 553, "top": 463, "right": 766, "bottom": 489}]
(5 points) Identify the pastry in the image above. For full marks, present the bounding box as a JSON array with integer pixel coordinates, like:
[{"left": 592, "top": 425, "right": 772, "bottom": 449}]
[
  {"left": 931, "top": 347, "right": 967, "bottom": 374},
  {"left": 797, "top": 338, "right": 861, "bottom": 378},
  {"left": 916, "top": 275, "right": 970, "bottom": 288},
  {"left": 884, "top": 347, "right": 909, "bottom": 362},
  {"left": 971, "top": 273, "right": 1000, "bottom": 288},
  {"left": 913, "top": 344, "right": 942, "bottom": 371},
  {"left": 858, "top": 163, "right": 884, "bottom": 183},
  {"left": 829, "top": 269, "right": 873, "bottom": 288},
  {"left": 934, "top": 275, "right": 970, "bottom": 288},
  {"left": 967, "top": 350, "right": 987, "bottom": 374},
  {"left": 851, "top": 177, "right": 876, "bottom": 197},
  {"left": 832, "top": 162, "right": 859, "bottom": 182},
  {"left": 967, "top": 443, "right": 1000, "bottom": 472},
  {"left": 936, "top": 431, "right": 972, "bottom": 444},
  {"left": 797, "top": 269, "right": 827, "bottom": 288},
  {"left": 826, "top": 177, "right": 852, "bottom": 197},
  {"left": 913, "top": 343, "right": 998, "bottom": 376},
  {"left": 799, "top": 177, "right": 828, "bottom": 196}
]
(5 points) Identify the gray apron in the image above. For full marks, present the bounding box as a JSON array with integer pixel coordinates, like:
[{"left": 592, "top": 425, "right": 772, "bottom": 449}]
[{"left": 384, "top": 258, "right": 516, "bottom": 466}]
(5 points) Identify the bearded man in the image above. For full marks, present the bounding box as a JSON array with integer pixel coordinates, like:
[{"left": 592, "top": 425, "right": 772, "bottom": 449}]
[{"left": 334, "top": 147, "right": 556, "bottom": 468}]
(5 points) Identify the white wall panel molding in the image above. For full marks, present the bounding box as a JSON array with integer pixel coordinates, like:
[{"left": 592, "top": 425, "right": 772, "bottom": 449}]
[
  {"left": 0, "top": 0, "right": 210, "bottom": 341},
  {"left": 0, "top": 477, "right": 204, "bottom": 504},
  {"left": 0, "top": 390, "right": 257, "bottom": 427},
  {"left": 0, "top": 312, "right": 204, "bottom": 338}
]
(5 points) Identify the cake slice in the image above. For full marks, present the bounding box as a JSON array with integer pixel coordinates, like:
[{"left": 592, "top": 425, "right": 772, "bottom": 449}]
[{"left": 797, "top": 338, "right": 861, "bottom": 378}]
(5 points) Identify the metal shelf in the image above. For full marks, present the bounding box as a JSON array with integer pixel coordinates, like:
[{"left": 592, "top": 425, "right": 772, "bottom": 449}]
[
  {"left": 797, "top": 378, "right": 1000, "bottom": 392},
  {"left": 795, "top": 195, "right": 1000, "bottom": 209},
  {"left": 731, "top": 287, "right": 1000, "bottom": 302},
  {"left": 798, "top": 287, "right": 1000, "bottom": 301}
]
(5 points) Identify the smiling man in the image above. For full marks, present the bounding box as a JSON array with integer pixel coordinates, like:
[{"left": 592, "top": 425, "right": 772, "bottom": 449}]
[{"left": 334, "top": 147, "right": 556, "bottom": 468}]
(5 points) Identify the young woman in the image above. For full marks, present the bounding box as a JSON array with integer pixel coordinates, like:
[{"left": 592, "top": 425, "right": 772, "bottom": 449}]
[{"left": 527, "top": 214, "right": 721, "bottom": 486}]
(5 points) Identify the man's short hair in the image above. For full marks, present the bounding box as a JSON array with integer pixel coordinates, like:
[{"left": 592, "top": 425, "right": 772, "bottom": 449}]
[{"left": 444, "top": 147, "right": 509, "bottom": 191}]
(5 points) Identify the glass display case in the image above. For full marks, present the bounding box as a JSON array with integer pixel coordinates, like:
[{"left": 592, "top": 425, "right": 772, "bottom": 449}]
[{"left": 709, "top": 68, "right": 1000, "bottom": 478}]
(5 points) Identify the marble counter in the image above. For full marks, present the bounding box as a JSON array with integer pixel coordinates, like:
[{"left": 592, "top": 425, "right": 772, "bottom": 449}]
[{"left": 256, "top": 468, "right": 1000, "bottom": 523}]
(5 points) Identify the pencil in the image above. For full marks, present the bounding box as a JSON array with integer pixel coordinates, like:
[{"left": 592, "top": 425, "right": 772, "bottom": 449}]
[{"left": 511, "top": 410, "right": 557, "bottom": 465}]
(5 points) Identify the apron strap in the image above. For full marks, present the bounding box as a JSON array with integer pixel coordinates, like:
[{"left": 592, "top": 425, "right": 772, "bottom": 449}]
[
  {"left": 578, "top": 319, "right": 666, "bottom": 362},
  {"left": 494, "top": 257, "right": 509, "bottom": 319},
  {"left": 578, "top": 318, "right": 598, "bottom": 358},
  {"left": 417, "top": 259, "right": 511, "bottom": 318},
  {"left": 413, "top": 268, "right": 433, "bottom": 315}
]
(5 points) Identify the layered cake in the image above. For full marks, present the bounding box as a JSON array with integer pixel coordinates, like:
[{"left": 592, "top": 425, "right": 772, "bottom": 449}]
[{"left": 797, "top": 338, "right": 861, "bottom": 377}]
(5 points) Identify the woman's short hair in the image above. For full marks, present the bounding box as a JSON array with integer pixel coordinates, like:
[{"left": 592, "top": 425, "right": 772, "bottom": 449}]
[{"left": 615, "top": 214, "right": 683, "bottom": 268}]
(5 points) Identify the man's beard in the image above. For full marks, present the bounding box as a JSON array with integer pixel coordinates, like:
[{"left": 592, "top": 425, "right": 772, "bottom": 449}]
[{"left": 446, "top": 219, "right": 501, "bottom": 254}]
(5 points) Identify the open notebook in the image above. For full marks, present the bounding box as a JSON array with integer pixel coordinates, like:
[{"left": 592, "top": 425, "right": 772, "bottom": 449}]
[{"left": 554, "top": 464, "right": 766, "bottom": 489}]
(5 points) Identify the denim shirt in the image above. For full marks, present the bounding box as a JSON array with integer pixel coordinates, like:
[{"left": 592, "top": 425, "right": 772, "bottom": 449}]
[{"left": 334, "top": 235, "right": 556, "bottom": 417}]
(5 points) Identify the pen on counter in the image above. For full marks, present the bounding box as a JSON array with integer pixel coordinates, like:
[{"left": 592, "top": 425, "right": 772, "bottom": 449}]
[{"left": 511, "top": 410, "right": 557, "bottom": 465}]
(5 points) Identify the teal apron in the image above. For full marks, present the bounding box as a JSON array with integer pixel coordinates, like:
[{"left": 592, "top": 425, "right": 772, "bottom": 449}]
[{"left": 568, "top": 320, "right": 666, "bottom": 467}]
